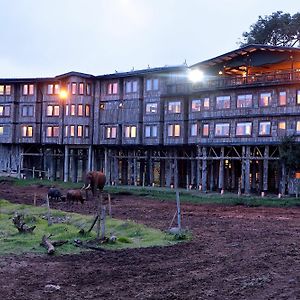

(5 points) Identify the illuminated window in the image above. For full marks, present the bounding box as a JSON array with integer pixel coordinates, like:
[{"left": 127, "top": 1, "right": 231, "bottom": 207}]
[
  {"left": 202, "top": 124, "right": 209, "bottom": 136},
  {"left": 297, "top": 91, "right": 300, "bottom": 105},
  {"left": 0, "top": 85, "right": 4, "bottom": 95},
  {"left": 168, "top": 101, "right": 181, "bottom": 113},
  {"left": 107, "top": 82, "right": 118, "bottom": 94},
  {"left": 236, "top": 122, "right": 252, "bottom": 136},
  {"left": 259, "top": 121, "right": 271, "bottom": 135},
  {"left": 278, "top": 121, "right": 286, "bottom": 130},
  {"left": 146, "top": 78, "right": 159, "bottom": 91},
  {"left": 259, "top": 93, "right": 271, "bottom": 107},
  {"left": 78, "top": 104, "right": 83, "bottom": 116},
  {"left": 70, "top": 104, "right": 76, "bottom": 116},
  {"left": 215, "top": 123, "right": 230, "bottom": 137},
  {"left": 0, "top": 85, "right": 11, "bottom": 96},
  {"left": 21, "top": 126, "right": 33, "bottom": 137},
  {"left": 65, "top": 104, "right": 69, "bottom": 116},
  {"left": 203, "top": 97, "right": 209, "bottom": 110},
  {"left": 0, "top": 126, "right": 3, "bottom": 135},
  {"left": 216, "top": 96, "right": 230, "bottom": 109},
  {"left": 191, "top": 123, "right": 198, "bottom": 136},
  {"left": 85, "top": 104, "right": 90, "bottom": 116},
  {"left": 53, "top": 105, "right": 59, "bottom": 116},
  {"left": 54, "top": 84, "right": 60, "bottom": 94},
  {"left": 65, "top": 125, "right": 68, "bottom": 136},
  {"left": 85, "top": 126, "right": 89, "bottom": 138},
  {"left": 145, "top": 102, "right": 158, "bottom": 114},
  {"left": 0, "top": 105, "right": 10, "bottom": 117},
  {"left": 47, "top": 84, "right": 54, "bottom": 94},
  {"left": 124, "top": 125, "right": 137, "bottom": 138},
  {"left": 167, "top": 124, "right": 181, "bottom": 137},
  {"left": 106, "top": 126, "right": 117, "bottom": 139},
  {"left": 86, "top": 83, "right": 91, "bottom": 95},
  {"left": 23, "top": 84, "right": 34, "bottom": 95},
  {"left": 237, "top": 94, "right": 252, "bottom": 108},
  {"left": 70, "top": 125, "right": 75, "bottom": 137},
  {"left": 279, "top": 91, "right": 287, "bottom": 106},
  {"left": 191, "top": 99, "right": 201, "bottom": 112},
  {"left": 22, "top": 106, "right": 33, "bottom": 117},
  {"left": 0, "top": 106, "right": 3, "bottom": 115},
  {"left": 145, "top": 125, "right": 158, "bottom": 138},
  {"left": 79, "top": 83, "right": 84, "bottom": 95},
  {"left": 296, "top": 121, "right": 300, "bottom": 134},
  {"left": 77, "top": 125, "right": 83, "bottom": 137},
  {"left": 46, "top": 105, "right": 59, "bottom": 116},
  {"left": 71, "top": 83, "right": 77, "bottom": 95},
  {"left": 46, "top": 126, "right": 59, "bottom": 137}
]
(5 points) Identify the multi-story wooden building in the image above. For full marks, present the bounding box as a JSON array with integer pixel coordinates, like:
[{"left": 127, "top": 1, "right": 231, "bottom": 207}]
[{"left": 1, "top": 44, "right": 300, "bottom": 194}]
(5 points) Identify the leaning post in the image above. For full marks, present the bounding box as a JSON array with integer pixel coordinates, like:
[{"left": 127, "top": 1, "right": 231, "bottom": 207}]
[{"left": 176, "top": 190, "right": 181, "bottom": 231}]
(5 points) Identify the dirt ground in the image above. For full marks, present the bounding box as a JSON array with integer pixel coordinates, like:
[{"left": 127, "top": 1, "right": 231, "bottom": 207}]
[{"left": 0, "top": 181, "right": 299, "bottom": 300}]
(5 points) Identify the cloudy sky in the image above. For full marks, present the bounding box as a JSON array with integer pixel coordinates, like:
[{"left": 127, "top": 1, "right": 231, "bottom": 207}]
[{"left": 0, "top": 0, "right": 299, "bottom": 78}]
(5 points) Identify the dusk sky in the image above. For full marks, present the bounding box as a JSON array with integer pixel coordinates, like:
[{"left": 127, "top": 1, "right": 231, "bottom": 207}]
[{"left": 0, "top": 0, "right": 299, "bottom": 78}]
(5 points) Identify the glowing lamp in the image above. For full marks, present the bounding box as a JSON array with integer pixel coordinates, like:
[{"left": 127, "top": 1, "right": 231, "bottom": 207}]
[
  {"left": 188, "top": 69, "right": 204, "bottom": 83},
  {"left": 59, "top": 90, "right": 68, "bottom": 100}
]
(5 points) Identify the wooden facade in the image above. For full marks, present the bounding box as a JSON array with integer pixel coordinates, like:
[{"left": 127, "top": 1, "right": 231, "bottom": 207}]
[{"left": 1, "top": 45, "right": 300, "bottom": 194}]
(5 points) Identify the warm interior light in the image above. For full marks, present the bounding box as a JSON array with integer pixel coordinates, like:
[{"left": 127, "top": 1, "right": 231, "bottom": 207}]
[
  {"left": 188, "top": 69, "right": 204, "bottom": 83},
  {"left": 218, "top": 70, "right": 223, "bottom": 75},
  {"left": 59, "top": 90, "right": 68, "bottom": 100}
]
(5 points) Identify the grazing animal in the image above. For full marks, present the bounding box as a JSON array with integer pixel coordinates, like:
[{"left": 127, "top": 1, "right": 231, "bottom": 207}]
[
  {"left": 81, "top": 171, "right": 106, "bottom": 200},
  {"left": 66, "top": 189, "right": 85, "bottom": 204},
  {"left": 47, "top": 187, "right": 62, "bottom": 201}
]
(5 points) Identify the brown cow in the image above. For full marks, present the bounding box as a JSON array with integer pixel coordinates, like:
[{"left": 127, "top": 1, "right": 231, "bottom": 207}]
[{"left": 66, "top": 189, "right": 85, "bottom": 204}]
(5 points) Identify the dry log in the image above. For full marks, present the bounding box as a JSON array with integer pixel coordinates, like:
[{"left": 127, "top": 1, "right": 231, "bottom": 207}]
[
  {"left": 40, "top": 235, "right": 68, "bottom": 255},
  {"left": 12, "top": 214, "right": 36, "bottom": 233}
]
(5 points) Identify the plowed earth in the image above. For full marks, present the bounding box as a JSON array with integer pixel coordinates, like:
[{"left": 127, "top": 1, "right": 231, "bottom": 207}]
[{"left": 0, "top": 181, "right": 299, "bottom": 299}]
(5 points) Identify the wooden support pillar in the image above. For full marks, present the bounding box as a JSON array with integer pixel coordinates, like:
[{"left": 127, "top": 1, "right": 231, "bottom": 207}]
[
  {"left": 196, "top": 146, "right": 202, "bottom": 189},
  {"left": 87, "top": 145, "right": 93, "bottom": 172},
  {"left": 133, "top": 154, "right": 138, "bottom": 186},
  {"left": 160, "top": 159, "right": 165, "bottom": 187},
  {"left": 231, "top": 161, "right": 236, "bottom": 190},
  {"left": 281, "top": 163, "right": 287, "bottom": 195},
  {"left": 104, "top": 148, "right": 110, "bottom": 183},
  {"left": 166, "top": 157, "right": 172, "bottom": 187},
  {"left": 218, "top": 147, "right": 225, "bottom": 192},
  {"left": 71, "top": 149, "right": 78, "bottom": 183},
  {"left": 50, "top": 148, "right": 56, "bottom": 181},
  {"left": 244, "top": 146, "right": 251, "bottom": 194},
  {"left": 263, "top": 145, "right": 269, "bottom": 193},
  {"left": 191, "top": 159, "right": 196, "bottom": 188},
  {"left": 113, "top": 151, "right": 119, "bottom": 185},
  {"left": 251, "top": 159, "right": 256, "bottom": 191},
  {"left": 202, "top": 147, "right": 207, "bottom": 192},
  {"left": 210, "top": 161, "right": 214, "bottom": 191},
  {"left": 241, "top": 146, "right": 245, "bottom": 192},
  {"left": 121, "top": 158, "right": 128, "bottom": 185},
  {"left": 64, "top": 145, "right": 69, "bottom": 182}
]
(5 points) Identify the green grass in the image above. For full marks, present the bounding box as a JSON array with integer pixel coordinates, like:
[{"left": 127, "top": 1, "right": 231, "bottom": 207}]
[
  {"left": 2, "top": 176, "right": 300, "bottom": 207},
  {"left": 0, "top": 199, "right": 179, "bottom": 256}
]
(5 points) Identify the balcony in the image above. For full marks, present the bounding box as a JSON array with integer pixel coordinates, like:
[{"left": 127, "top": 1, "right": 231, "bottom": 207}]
[{"left": 165, "top": 69, "right": 300, "bottom": 95}]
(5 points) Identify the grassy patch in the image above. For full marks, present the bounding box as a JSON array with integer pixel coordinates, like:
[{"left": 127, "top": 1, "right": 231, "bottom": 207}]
[{"left": 0, "top": 199, "right": 178, "bottom": 255}]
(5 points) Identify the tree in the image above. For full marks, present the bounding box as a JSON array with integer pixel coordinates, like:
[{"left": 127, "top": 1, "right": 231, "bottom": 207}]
[
  {"left": 279, "top": 135, "right": 300, "bottom": 173},
  {"left": 240, "top": 11, "right": 300, "bottom": 47}
]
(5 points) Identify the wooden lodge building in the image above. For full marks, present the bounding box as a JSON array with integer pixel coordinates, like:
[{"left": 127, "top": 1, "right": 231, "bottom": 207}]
[{"left": 1, "top": 44, "right": 300, "bottom": 194}]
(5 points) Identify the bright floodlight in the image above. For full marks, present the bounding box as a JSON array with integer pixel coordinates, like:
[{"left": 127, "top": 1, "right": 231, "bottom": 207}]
[
  {"left": 59, "top": 90, "right": 68, "bottom": 100},
  {"left": 188, "top": 69, "right": 204, "bottom": 82}
]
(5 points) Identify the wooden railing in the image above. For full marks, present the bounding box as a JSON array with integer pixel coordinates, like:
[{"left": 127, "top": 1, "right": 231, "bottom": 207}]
[{"left": 165, "top": 69, "right": 300, "bottom": 94}]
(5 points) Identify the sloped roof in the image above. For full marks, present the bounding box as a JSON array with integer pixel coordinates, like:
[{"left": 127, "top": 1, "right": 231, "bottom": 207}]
[{"left": 55, "top": 71, "right": 95, "bottom": 79}]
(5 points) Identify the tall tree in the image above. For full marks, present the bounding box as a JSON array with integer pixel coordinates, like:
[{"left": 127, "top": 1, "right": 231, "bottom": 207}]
[{"left": 241, "top": 11, "right": 300, "bottom": 47}]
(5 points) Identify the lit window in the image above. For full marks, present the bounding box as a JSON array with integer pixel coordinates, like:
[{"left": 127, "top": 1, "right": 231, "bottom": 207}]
[
  {"left": 279, "top": 91, "right": 287, "bottom": 106},
  {"left": 86, "top": 83, "right": 91, "bottom": 95},
  {"left": 106, "top": 126, "right": 117, "bottom": 139},
  {"left": 168, "top": 124, "right": 180, "bottom": 137},
  {"left": 0, "top": 126, "right": 3, "bottom": 135},
  {"left": 0, "top": 85, "right": 4, "bottom": 95},
  {"left": 297, "top": 91, "right": 300, "bottom": 105},
  {"left": 53, "top": 126, "right": 59, "bottom": 137},
  {"left": 46, "top": 126, "right": 52, "bottom": 137},
  {"left": 278, "top": 121, "right": 286, "bottom": 130},
  {"left": 203, "top": 98, "right": 210, "bottom": 110},
  {"left": 0, "top": 106, "right": 3, "bottom": 115},
  {"left": 53, "top": 105, "right": 59, "bottom": 116},
  {"left": 21, "top": 126, "right": 33, "bottom": 137},
  {"left": 70, "top": 125, "right": 75, "bottom": 137},
  {"left": 124, "top": 126, "right": 137, "bottom": 138},
  {"left": 145, "top": 125, "right": 157, "bottom": 138},
  {"left": 71, "top": 83, "right": 77, "bottom": 95},
  {"left": 237, "top": 94, "right": 252, "bottom": 108},
  {"left": 23, "top": 85, "right": 28, "bottom": 95},
  {"left": 5, "top": 85, "right": 11, "bottom": 95},
  {"left": 297, "top": 121, "right": 300, "bottom": 134},
  {"left": 236, "top": 122, "right": 252, "bottom": 136},
  {"left": 259, "top": 93, "right": 271, "bottom": 107},
  {"left": 191, "top": 123, "right": 198, "bottom": 136},
  {"left": 145, "top": 103, "right": 158, "bottom": 114},
  {"left": 29, "top": 84, "right": 34, "bottom": 95},
  {"left": 48, "top": 84, "right": 53, "bottom": 94},
  {"left": 23, "top": 84, "right": 34, "bottom": 95},
  {"left": 202, "top": 124, "right": 209, "bottom": 136},
  {"left": 70, "top": 104, "right": 76, "bottom": 116},
  {"left": 65, "top": 104, "right": 69, "bottom": 116},
  {"left": 108, "top": 82, "right": 118, "bottom": 94},
  {"left": 85, "top": 126, "right": 90, "bottom": 138},
  {"left": 79, "top": 83, "right": 84, "bottom": 95},
  {"left": 259, "top": 121, "right": 271, "bottom": 136},
  {"left": 78, "top": 104, "right": 83, "bottom": 116},
  {"left": 65, "top": 125, "right": 68, "bottom": 136},
  {"left": 191, "top": 99, "right": 201, "bottom": 112},
  {"left": 0, "top": 106, "right": 9, "bottom": 116},
  {"left": 47, "top": 105, "right": 53, "bottom": 116},
  {"left": 168, "top": 101, "right": 181, "bottom": 113},
  {"left": 215, "top": 123, "right": 230, "bottom": 137},
  {"left": 77, "top": 125, "right": 83, "bottom": 137},
  {"left": 85, "top": 104, "right": 90, "bottom": 116},
  {"left": 216, "top": 96, "right": 230, "bottom": 109},
  {"left": 46, "top": 105, "right": 59, "bottom": 117},
  {"left": 54, "top": 84, "right": 60, "bottom": 94}
]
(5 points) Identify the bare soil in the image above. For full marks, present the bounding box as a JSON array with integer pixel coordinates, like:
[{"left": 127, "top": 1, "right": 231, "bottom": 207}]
[{"left": 0, "top": 181, "right": 299, "bottom": 299}]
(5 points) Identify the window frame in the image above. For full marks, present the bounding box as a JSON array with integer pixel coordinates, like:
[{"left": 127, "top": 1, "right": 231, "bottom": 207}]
[
  {"left": 236, "top": 94, "right": 253, "bottom": 108},
  {"left": 214, "top": 123, "right": 230, "bottom": 137},
  {"left": 216, "top": 96, "right": 230, "bottom": 109},
  {"left": 235, "top": 122, "right": 252, "bottom": 137},
  {"left": 258, "top": 121, "right": 272, "bottom": 136}
]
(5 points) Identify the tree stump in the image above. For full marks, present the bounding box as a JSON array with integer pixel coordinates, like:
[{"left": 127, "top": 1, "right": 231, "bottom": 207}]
[
  {"left": 40, "top": 235, "right": 68, "bottom": 255},
  {"left": 12, "top": 213, "right": 36, "bottom": 233}
]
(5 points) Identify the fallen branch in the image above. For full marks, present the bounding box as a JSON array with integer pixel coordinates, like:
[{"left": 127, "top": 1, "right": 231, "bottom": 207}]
[
  {"left": 12, "top": 213, "right": 36, "bottom": 233},
  {"left": 73, "top": 239, "right": 106, "bottom": 252},
  {"left": 40, "top": 234, "right": 68, "bottom": 255}
]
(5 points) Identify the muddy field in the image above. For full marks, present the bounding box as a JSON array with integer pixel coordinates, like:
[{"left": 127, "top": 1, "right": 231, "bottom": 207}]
[{"left": 0, "top": 181, "right": 300, "bottom": 300}]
